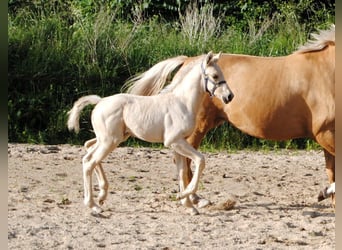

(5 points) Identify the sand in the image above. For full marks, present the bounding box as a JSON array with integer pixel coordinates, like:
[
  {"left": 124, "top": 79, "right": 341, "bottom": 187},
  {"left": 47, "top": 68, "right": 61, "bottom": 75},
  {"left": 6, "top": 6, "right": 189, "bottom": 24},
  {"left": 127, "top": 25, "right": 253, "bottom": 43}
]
[{"left": 8, "top": 143, "right": 335, "bottom": 249}]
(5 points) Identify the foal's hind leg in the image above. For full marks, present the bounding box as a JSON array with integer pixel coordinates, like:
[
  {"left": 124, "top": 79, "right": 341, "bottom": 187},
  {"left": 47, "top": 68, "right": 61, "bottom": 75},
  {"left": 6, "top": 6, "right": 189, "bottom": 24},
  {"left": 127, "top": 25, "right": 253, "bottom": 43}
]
[
  {"left": 94, "top": 164, "right": 109, "bottom": 205},
  {"left": 83, "top": 140, "right": 115, "bottom": 213},
  {"left": 85, "top": 138, "right": 109, "bottom": 205}
]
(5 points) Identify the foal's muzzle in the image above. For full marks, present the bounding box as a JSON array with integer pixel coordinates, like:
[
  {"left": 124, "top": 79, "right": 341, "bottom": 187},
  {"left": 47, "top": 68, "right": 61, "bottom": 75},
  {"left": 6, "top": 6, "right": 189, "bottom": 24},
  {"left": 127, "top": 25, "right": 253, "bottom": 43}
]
[{"left": 223, "top": 92, "right": 234, "bottom": 104}]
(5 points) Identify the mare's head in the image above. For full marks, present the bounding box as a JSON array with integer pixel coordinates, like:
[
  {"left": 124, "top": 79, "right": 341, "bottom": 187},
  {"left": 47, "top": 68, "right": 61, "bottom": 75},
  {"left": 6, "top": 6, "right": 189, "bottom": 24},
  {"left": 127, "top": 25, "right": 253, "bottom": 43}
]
[{"left": 202, "top": 51, "right": 234, "bottom": 104}]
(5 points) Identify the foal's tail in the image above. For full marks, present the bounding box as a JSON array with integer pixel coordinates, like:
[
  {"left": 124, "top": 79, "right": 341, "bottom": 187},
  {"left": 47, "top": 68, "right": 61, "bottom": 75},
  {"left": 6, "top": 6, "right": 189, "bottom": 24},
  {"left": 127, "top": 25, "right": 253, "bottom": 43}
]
[
  {"left": 67, "top": 95, "right": 102, "bottom": 133},
  {"left": 121, "top": 55, "right": 188, "bottom": 96}
]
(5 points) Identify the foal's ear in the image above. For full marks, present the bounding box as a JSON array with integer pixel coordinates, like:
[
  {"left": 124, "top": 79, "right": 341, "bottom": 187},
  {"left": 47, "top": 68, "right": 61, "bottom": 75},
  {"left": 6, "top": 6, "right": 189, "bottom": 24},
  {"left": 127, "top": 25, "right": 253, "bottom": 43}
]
[
  {"left": 205, "top": 51, "right": 214, "bottom": 65},
  {"left": 205, "top": 51, "right": 221, "bottom": 65},
  {"left": 212, "top": 52, "right": 222, "bottom": 62}
]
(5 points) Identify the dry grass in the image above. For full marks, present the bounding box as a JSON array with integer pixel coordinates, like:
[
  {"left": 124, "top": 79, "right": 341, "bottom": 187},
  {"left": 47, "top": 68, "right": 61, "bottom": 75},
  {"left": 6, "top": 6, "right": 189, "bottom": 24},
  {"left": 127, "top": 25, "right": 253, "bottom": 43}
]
[{"left": 178, "top": 1, "right": 222, "bottom": 48}]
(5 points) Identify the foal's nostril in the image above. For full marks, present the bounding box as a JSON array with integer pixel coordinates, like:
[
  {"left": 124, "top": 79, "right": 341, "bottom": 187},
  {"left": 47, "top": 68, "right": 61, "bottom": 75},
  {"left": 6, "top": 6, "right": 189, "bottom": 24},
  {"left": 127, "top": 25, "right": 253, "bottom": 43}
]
[
  {"left": 222, "top": 93, "right": 234, "bottom": 104},
  {"left": 225, "top": 93, "right": 234, "bottom": 103},
  {"left": 227, "top": 93, "right": 234, "bottom": 102}
]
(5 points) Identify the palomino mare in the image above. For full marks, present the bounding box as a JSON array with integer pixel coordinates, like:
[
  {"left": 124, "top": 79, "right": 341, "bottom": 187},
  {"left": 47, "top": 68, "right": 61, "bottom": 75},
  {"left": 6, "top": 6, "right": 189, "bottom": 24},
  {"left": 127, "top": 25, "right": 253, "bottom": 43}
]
[
  {"left": 126, "top": 25, "right": 335, "bottom": 207},
  {"left": 67, "top": 52, "right": 234, "bottom": 215}
]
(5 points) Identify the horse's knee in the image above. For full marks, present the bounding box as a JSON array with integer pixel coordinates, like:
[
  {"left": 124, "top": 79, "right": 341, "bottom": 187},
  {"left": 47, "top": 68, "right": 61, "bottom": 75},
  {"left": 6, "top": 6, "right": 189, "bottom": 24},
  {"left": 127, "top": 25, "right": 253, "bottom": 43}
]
[
  {"left": 195, "top": 154, "right": 205, "bottom": 171},
  {"left": 84, "top": 138, "right": 97, "bottom": 152}
]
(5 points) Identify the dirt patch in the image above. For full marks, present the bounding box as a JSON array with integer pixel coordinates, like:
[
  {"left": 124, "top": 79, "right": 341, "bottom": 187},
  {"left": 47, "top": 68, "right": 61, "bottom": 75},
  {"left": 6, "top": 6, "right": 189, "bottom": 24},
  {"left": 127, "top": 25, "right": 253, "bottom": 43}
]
[{"left": 8, "top": 143, "right": 335, "bottom": 249}]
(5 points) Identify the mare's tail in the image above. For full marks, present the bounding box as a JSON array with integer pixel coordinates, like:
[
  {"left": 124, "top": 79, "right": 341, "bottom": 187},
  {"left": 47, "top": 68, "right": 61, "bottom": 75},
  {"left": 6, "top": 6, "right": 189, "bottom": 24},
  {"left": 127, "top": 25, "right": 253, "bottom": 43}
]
[
  {"left": 121, "top": 55, "right": 188, "bottom": 96},
  {"left": 67, "top": 95, "right": 102, "bottom": 133}
]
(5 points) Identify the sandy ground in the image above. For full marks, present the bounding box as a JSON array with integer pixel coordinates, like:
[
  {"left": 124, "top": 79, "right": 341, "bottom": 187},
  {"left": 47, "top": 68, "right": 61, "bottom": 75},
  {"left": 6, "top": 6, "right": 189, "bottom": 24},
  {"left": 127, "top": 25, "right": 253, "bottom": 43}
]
[{"left": 8, "top": 143, "right": 335, "bottom": 249}]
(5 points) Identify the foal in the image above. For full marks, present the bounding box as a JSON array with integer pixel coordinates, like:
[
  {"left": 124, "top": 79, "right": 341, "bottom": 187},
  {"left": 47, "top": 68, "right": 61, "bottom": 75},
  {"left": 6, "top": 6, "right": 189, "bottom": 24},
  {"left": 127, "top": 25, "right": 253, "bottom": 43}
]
[{"left": 67, "top": 52, "right": 234, "bottom": 214}]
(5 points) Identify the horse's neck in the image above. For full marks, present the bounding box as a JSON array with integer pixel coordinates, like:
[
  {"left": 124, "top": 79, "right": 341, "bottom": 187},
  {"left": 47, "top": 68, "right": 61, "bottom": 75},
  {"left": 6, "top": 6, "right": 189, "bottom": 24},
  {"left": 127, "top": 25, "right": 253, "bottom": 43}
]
[{"left": 171, "top": 68, "right": 205, "bottom": 113}]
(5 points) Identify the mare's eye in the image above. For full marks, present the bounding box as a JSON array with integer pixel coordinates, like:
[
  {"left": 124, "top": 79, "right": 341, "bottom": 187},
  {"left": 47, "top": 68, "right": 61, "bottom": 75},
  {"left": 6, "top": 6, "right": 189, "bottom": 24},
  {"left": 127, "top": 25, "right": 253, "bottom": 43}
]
[{"left": 212, "top": 74, "right": 218, "bottom": 80}]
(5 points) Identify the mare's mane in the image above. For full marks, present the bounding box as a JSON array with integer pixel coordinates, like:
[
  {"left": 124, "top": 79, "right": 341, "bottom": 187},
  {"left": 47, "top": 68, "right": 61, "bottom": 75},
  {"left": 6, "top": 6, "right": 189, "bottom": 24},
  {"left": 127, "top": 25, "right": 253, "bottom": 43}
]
[{"left": 294, "top": 24, "right": 335, "bottom": 54}]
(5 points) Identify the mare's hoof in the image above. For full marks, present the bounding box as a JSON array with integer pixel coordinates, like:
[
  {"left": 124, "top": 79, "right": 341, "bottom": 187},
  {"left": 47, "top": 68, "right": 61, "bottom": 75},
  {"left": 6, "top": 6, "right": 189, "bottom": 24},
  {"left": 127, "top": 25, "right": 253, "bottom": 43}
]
[{"left": 317, "top": 191, "right": 325, "bottom": 202}]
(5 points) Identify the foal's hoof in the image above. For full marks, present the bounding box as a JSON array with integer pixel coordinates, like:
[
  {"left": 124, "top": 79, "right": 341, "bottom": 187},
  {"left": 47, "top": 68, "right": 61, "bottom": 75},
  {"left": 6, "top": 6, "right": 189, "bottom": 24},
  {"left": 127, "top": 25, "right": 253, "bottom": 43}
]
[
  {"left": 190, "top": 207, "right": 200, "bottom": 216},
  {"left": 91, "top": 205, "right": 103, "bottom": 214},
  {"left": 176, "top": 193, "right": 183, "bottom": 200},
  {"left": 197, "top": 198, "right": 211, "bottom": 208},
  {"left": 190, "top": 194, "right": 211, "bottom": 208}
]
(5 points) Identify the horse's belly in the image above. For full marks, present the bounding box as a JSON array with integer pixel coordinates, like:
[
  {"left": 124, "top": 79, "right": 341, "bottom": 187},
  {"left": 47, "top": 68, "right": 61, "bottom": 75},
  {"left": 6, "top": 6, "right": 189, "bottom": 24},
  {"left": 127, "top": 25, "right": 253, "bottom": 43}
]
[
  {"left": 123, "top": 97, "right": 194, "bottom": 143},
  {"left": 124, "top": 113, "right": 165, "bottom": 143},
  {"left": 226, "top": 102, "right": 311, "bottom": 140}
]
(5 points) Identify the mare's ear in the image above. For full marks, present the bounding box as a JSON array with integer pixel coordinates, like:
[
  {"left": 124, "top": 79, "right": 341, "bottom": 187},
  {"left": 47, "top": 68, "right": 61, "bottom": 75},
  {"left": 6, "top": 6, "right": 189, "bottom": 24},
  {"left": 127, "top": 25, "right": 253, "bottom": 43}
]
[{"left": 205, "top": 51, "right": 214, "bottom": 65}]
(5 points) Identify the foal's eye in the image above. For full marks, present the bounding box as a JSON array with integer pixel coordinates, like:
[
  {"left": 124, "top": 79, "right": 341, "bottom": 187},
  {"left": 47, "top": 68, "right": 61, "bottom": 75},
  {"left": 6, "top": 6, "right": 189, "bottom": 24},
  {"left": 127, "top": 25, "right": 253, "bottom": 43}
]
[{"left": 212, "top": 74, "right": 218, "bottom": 80}]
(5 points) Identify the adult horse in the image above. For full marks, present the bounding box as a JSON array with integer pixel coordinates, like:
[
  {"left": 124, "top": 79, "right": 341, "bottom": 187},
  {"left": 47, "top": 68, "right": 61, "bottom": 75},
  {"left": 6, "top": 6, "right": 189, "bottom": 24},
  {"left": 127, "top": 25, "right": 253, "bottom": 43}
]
[
  {"left": 125, "top": 25, "right": 335, "bottom": 207},
  {"left": 67, "top": 52, "right": 234, "bottom": 215}
]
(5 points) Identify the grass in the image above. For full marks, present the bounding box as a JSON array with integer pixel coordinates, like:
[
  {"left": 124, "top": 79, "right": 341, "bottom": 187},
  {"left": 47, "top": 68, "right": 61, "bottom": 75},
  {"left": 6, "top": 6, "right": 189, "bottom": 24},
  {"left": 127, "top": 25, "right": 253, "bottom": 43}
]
[{"left": 8, "top": 1, "right": 333, "bottom": 150}]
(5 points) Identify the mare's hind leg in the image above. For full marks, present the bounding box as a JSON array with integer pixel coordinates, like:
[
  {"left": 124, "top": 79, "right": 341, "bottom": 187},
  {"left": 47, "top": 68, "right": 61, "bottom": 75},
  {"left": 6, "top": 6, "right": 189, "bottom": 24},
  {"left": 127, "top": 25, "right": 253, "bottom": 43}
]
[
  {"left": 82, "top": 139, "right": 116, "bottom": 213},
  {"left": 315, "top": 129, "right": 335, "bottom": 207},
  {"left": 317, "top": 149, "right": 335, "bottom": 206},
  {"left": 85, "top": 138, "right": 109, "bottom": 205}
]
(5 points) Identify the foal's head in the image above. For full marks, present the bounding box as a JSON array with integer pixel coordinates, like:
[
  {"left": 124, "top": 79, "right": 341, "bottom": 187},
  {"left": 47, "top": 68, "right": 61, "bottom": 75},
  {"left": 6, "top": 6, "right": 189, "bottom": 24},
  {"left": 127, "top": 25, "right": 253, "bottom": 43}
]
[{"left": 202, "top": 51, "right": 234, "bottom": 104}]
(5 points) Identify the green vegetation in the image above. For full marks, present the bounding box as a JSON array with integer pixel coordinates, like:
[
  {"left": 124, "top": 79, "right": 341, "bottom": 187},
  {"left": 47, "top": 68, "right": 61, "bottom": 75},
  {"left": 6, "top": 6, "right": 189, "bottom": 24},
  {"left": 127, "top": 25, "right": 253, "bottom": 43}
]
[{"left": 8, "top": 0, "right": 334, "bottom": 151}]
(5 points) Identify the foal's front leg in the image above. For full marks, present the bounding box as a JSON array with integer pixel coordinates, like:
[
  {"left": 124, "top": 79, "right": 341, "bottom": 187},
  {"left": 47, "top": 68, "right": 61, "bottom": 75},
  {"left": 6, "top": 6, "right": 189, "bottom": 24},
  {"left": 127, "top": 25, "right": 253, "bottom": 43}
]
[
  {"left": 170, "top": 139, "right": 206, "bottom": 212},
  {"left": 173, "top": 153, "right": 211, "bottom": 209},
  {"left": 173, "top": 152, "right": 196, "bottom": 209}
]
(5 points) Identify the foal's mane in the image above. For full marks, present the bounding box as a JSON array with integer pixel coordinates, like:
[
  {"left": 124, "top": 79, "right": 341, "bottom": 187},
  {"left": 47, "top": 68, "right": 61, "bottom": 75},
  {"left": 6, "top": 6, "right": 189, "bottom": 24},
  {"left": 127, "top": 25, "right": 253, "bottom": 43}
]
[
  {"left": 294, "top": 24, "right": 335, "bottom": 54},
  {"left": 160, "top": 55, "right": 203, "bottom": 93}
]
